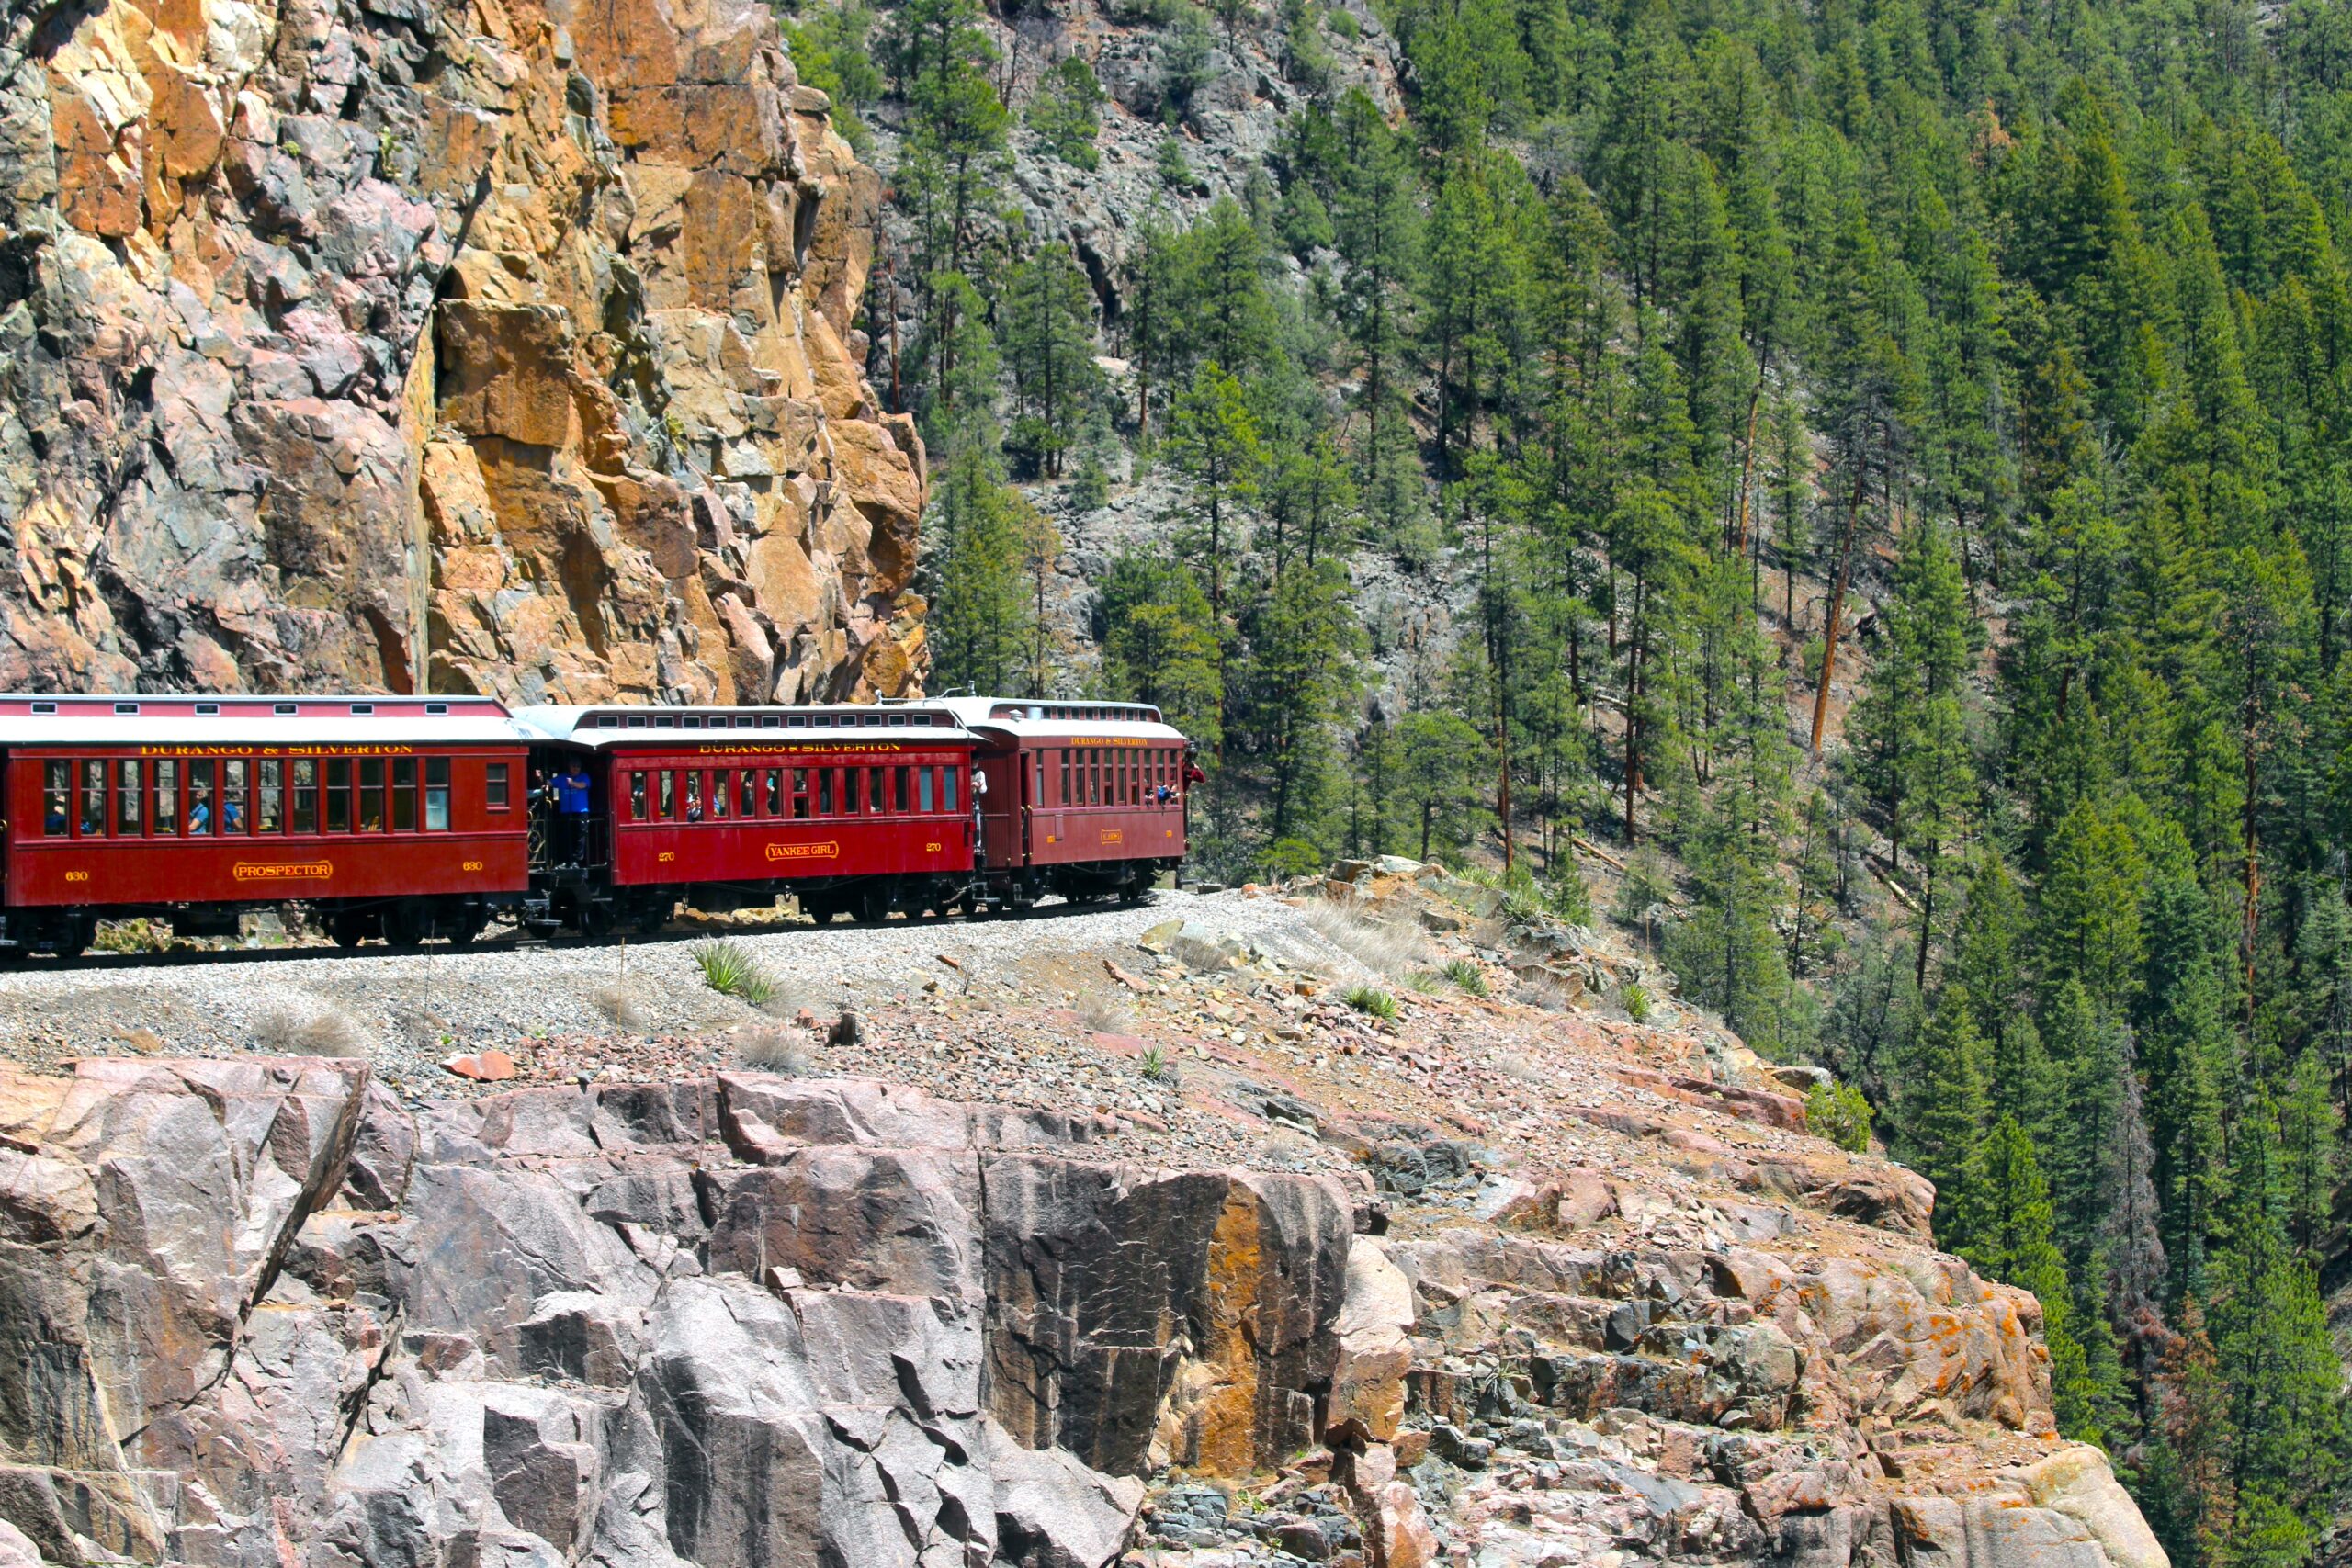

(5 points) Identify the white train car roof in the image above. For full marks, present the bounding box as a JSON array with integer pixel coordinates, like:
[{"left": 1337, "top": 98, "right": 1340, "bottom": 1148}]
[
  {"left": 0, "top": 694, "right": 522, "bottom": 748},
  {"left": 511, "top": 703, "right": 978, "bottom": 749},
  {"left": 932, "top": 696, "right": 1189, "bottom": 743}
]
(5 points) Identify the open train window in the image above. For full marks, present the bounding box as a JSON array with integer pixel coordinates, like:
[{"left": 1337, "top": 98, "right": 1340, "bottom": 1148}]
[
  {"left": 392, "top": 759, "right": 417, "bottom": 831},
  {"left": 41, "top": 761, "right": 69, "bottom": 835},
  {"left": 187, "top": 761, "right": 215, "bottom": 834},
  {"left": 659, "top": 771, "right": 675, "bottom": 819},
  {"left": 817, "top": 769, "right": 835, "bottom": 814},
  {"left": 791, "top": 769, "right": 808, "bottom": 818},
  {"left": 257, "top": 760, "right": 281, "bottom": 831},
  {"left": 738, "top": 770, "right": 755, "bottom": 817},
  {"left": 629, "top": 773, "right": 648, "bottom": 818},
  {"left": 223, "top": 759, "right": 251, "bottom": 830},
  {"left": 358, "top": 758, "right": 385, "bottom": 830},
  {"left": 80, "top": 761, "right": 105, "bottom": 836}
]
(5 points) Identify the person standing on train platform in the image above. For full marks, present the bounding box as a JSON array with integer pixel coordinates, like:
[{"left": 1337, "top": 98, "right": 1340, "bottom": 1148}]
[{"left": 554, "top": 759, "right": 594, "bottom": 866}]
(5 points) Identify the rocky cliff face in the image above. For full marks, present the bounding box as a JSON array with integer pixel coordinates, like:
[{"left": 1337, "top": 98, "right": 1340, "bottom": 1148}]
[
  {"left": 0, "top": 1050, "right": 2169, "bottom": 1568},
  {"left": 0, "top": 0, "right": 925, "bottom": 701}
]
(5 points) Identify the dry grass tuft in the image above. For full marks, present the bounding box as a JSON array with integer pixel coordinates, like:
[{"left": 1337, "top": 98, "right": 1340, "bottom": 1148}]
[
  {"left": 735, "top": 1023, "right": 814, "bottom": 1075},
  {"left": 1078, "top": 990, "right": 1132, "bottom": 1035},
  {"left": 1257, "top": 1124, "right": 1315, "bottom": 1169},
  {"left": 593, "top": 984, "right": 645, "bottom": 1032},
  {"left": 1492, "top": 1050, "right": 1547, "bottom": 1086},
  {"left": 1304, "top": 901, "right": 1430, "bottom": 978},
  {"left": 251, "top": 1002, "right": 368, "bottom": 1057}
]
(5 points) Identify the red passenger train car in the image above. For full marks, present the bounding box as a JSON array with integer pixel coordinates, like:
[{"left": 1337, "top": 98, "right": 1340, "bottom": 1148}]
[
  {"left": 0, "top": 695, "right": 530, "bottom": 953},
  {"left": 935, "top": 697, "right": 1191, "bottom": 906},
  {"left": 513, "top": 703, "right": 986, "bottom": 931}
]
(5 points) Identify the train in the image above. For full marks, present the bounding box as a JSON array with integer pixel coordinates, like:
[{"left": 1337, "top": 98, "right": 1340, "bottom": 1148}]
[{"left": 0, "top": 693, "right": 1196, "bottom": 955}]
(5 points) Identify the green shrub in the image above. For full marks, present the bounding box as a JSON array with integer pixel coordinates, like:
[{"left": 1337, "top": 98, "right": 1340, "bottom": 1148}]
[
  {"left": 1139, "top": 1044, "right": 1176, "bottom": 1082},
  {"left": 1620, "top": 981, "right": 1651, "bottom": 1022},
  {"left": 1442, "top": 958, "right": 1488, "bottom": 996},
  {"left": 693, "top": 939, "right": 776, "bottom": 1006},
  {"left": 1806, "top": 1080, "right": 1875, "bottom": 1153},
  {"left": 1343, "top": 984, "right": 1398, "bottom": 1020},
  {"left": 1028, "top": 55, "right": 1103, "bottom": 168}
]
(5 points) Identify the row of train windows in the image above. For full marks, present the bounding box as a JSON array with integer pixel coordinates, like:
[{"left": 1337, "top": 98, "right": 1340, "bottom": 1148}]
[
  {"left": 626, "top": 765, "right": 962, "bottom": 822},
  {"left": 1039, "top": 746, "right": 1186, "bottom": 809},
  {"left": 40, "top": 758, "right": 500, "bottom": 838}
]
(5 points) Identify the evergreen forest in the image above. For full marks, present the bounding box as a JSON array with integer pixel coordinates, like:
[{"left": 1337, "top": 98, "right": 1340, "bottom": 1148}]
[{"left": 786, "top": 0, "right": 2352, "bottom": 1551}]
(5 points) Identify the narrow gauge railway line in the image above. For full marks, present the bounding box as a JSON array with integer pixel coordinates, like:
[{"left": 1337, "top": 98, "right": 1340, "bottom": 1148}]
[{"left": 0, "top": 694, "right": 1198, "bottom": 961}]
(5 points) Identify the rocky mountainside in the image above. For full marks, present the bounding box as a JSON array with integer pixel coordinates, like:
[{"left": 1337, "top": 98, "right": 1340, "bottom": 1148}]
[
  {"left": 0, "top": 0, "right": 924, "bottom": 701},
  {"left": 0, "top": 874, "right": 2172, "bottom": 1568}
]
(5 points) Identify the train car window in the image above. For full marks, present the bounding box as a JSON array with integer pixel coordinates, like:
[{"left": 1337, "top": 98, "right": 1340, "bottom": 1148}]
[
  {"left": 291, "top": 760, "right": 317, "bottom": 833},
  {"left": 790, "top": 769, "right": 808, "bottom": 818},
  {"left": 1060, "top": 750, "right": 1071, "bottom": 806},
  {"left": 153, "top": 760, "right": 179, "bottom": 835},
  {"left": 918, "top": 767, "right": 935, "bottom": 812},
  {"left": 818, "top": 769, "right": 835, "bottom": 815},
  {"left": 392, "top": 759, "right": 417, "bottom": 831},
  {"left": 324, "top": 761, "right": 351, "bottom": 832},
  {"left": 630, "top": 773, "right": 648, "bottom": 819},
  {"left": 1032, "top": 756, "right": 1044, "bottom": 804},
  {"left": 257, "top": 761, "right": 281, "bottom": 831},
  {"left": 738, "top": 771, "right": 755, "bottom": 817},
  {"left": 944, "top": 766, "right": 960, "bottom": 813},
  {"left": 358, "top": 760, "right": 387, "bottom": 831},
  {"left": 187, "top": 761, "right": 215, "bottom": 834},
  {"left": 896, "top": 766, "right": 910, "bottom": 813},
  {"left": 684, "top": 773, "right": 705, "bottom": 823},
  {"left": 709, "top": 772, "right": 729, "bottom": 818},
  {"left": 869, "top": 767, "right": 888, "bottom": 814},
  {"left": 80, "top": 760, "right": 105, "bottom": 836},
  {"left": 117, "top": 761, "right": 143, "bottom": 836},
  {"left": 425, "top": 759, "right": 451, "bottom": 829},
  {"left": 486, "top": 763, "right": 511, "bottom": 810},
  {"left": 223, "top": 760, "right": 247, "bottom": 833},
  {"left": 42, "top": 761, "right": 69, "bottom": 836},
  {"left": 763, "top": 769, "right": 782, "bottom": 815},
  {"left": 659, "top": 771, "right": 675, "bottom": 819}
]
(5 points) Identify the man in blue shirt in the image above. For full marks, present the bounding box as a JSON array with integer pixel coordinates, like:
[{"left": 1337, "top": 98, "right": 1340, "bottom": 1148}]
[{"left": 555, "top": 760, "right": 594, "bottom": 865}]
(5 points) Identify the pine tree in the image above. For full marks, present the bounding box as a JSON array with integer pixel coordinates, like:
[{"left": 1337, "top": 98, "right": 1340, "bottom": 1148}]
[
  {"left": 1164, "top": 362, "right": 1266, "bottom": 622},
  {"left": 1001, "top": 243, "right": 1104, "bottom": 479},
  {"left": 1902, "top": 988, "right": 1992, "bottom": 1256}
]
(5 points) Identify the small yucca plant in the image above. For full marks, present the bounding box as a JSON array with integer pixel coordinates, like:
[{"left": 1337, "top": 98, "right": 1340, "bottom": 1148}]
[
  {"left": 692, "top": 939, "right": 775, "bottom": 1006},
  {"left": 1343, "top": 984, "right": 1398, "bottom": 1021},
  {"left": 1442, "top": 958, "right": 1488, "bottom": 997}
]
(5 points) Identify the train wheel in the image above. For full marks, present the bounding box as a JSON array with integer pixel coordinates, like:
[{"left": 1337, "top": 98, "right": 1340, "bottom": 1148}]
[
  {"left": 576, "top": 902, "right": 616, "bottom": 941},
  {"left": 633, "top": 902, "right": 672, "bottom": 938},
  {"left": 328, "top": 911, "right": 370, "bottom": 950},
  {"left": 1119, "top": 877, "right": 1146, "bottom": 906},
  {"left": 444, "top": 913, "right": 489, "bottom": 949},
  {"left": 384, "top": 907, "right": 425, "bottom": 950},
  {"left": 853, "top": 882, "right": 892, "bottom": 925}
]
